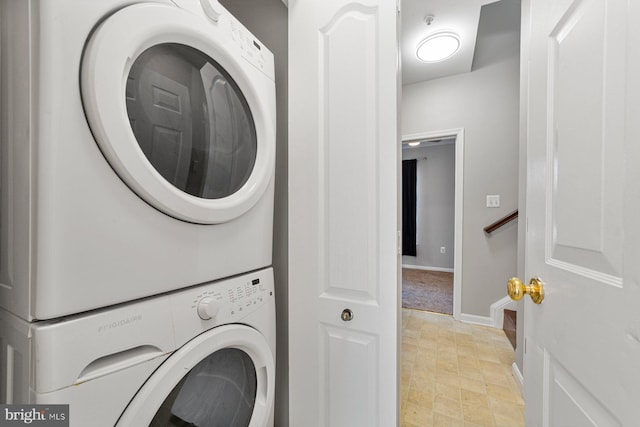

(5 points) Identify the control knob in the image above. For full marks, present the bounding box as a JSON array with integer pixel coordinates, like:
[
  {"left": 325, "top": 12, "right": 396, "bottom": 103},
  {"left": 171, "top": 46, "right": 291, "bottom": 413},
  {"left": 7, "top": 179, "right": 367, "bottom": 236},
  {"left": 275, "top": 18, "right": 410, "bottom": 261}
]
[
  {"left": 197, "top": 297, "right": 223, "bottom": 320},
  {"left": 200, "top": 0, "right": 223, "bottom": 23}
]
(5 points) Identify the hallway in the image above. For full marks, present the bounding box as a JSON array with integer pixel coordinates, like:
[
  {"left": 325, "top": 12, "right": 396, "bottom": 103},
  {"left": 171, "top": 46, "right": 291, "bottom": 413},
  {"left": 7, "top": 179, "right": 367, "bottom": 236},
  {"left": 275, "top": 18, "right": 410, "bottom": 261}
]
[{"left": 401, "top": 309, "right": 525, "bottom": 426}]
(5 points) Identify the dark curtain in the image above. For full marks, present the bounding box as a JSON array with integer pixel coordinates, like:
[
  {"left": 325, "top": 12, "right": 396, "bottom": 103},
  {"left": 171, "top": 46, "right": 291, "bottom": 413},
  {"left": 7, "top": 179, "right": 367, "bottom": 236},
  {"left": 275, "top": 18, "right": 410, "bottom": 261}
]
[{"left": 402, "top": 159, "right": 417, "bottom": 256}]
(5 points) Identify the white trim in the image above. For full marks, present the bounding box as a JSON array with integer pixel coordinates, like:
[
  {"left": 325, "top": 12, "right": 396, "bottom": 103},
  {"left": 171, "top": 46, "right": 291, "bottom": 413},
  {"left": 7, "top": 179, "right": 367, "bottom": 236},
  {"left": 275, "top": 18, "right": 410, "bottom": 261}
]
[
  {"left": 460, "top": 296, "right": 517, "bottom": 329},
  {"left": 459, "top": 313, "right": 494, "bottom": 327},
  {"left": 402, "top": 264, "right": 454, "bottom": 273},
  {"left": 490, "top": 295, "right": 517, "bottom": 329},
  {"left": 402, "top": 128, "right": 465, "bottom": 321},
  {"left": 512, "top": 362, "right": 524, "bottom": 396}
]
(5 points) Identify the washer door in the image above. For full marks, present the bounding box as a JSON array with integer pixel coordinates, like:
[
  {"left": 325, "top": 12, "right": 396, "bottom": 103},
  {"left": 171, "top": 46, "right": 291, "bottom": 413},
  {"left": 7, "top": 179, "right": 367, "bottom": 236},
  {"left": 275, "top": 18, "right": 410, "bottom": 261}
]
[
  {"left": 81, "top": 3, "right": 275, "bottom": 224},
  {"left": 117, "top": 324, "right": 274, "bottom": 427}
]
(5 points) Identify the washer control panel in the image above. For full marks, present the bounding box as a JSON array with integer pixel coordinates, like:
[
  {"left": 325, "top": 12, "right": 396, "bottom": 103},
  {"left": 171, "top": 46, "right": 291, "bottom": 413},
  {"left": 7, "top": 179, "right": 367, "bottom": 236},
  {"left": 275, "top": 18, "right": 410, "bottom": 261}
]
[
  {"left": 169, "top": 268, "right": 274, "bottom": 346},
  {"left": 189, "top": 273, "right": 272, "bottom": 322}
]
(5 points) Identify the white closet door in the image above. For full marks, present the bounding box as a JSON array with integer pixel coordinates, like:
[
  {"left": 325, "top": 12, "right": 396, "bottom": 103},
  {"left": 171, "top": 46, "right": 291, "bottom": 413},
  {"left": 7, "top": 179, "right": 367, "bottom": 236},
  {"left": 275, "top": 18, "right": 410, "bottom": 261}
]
[{"left": 288, "top": 0, "right": 401, "bottom": 425}]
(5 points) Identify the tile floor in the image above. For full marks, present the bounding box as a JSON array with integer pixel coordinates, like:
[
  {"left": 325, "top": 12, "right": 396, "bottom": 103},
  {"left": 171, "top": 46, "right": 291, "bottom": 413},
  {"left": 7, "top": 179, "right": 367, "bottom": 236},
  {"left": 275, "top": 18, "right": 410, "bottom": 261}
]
[{"left": 401, "top": 308, "right": 525, "bottom": 427}]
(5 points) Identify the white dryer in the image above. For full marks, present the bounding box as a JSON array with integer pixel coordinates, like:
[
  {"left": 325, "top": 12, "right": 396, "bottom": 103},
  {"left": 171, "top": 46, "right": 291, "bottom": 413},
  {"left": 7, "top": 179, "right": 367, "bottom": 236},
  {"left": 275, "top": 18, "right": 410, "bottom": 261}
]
[
  {"left": 0, "top": 268, "right": 276, "bottom": 426},
  {"left": 0, "top": 0, "right": 276, "bottom": 320}
]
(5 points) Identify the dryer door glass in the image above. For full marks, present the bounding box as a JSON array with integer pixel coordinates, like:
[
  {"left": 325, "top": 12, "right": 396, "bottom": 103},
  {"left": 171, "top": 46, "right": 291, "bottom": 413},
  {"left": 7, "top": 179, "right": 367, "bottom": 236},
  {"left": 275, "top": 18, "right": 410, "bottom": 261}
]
[
  {"left": 126, "top": 43, "right": 257, "bottom": 200},
  {"left": 150, "top": 348, "right": 257, "bottom": 426}
]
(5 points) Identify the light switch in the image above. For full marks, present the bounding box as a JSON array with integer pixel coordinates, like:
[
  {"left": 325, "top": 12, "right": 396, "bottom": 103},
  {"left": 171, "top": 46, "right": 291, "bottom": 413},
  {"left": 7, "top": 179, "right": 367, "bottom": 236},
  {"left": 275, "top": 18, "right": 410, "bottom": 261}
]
[{"left": 486, "top": 195, "right": 500, "bottom": 208}]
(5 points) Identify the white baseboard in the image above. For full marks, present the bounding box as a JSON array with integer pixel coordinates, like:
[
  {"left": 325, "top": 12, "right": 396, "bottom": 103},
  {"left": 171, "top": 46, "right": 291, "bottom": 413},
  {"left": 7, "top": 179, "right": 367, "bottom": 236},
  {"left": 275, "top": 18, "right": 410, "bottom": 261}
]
[
  {"left": 490, "top": 296, "right": 517, "bottom": 329},
  {"left": 459, "top": 313, "right": 494, "bottom": 327},
  {"left": 512, "top": 362, "right": 524, "bottom": 397},
  {"left": 460, "top": 296, "right": 517, "bottom": 329},
  {"left": 402, "top": 264, "right": 454, "bottom": 273}
]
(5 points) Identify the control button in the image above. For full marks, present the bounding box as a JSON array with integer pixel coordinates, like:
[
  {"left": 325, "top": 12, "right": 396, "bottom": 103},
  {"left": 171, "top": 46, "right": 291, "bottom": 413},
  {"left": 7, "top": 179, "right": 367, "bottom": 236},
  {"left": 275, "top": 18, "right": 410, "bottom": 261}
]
[
  {"left": 197, "top": 297, "right": 223, "bottom": 320},
  {"left": 200, "top": 0, "right": 223, "bottom": 23}
]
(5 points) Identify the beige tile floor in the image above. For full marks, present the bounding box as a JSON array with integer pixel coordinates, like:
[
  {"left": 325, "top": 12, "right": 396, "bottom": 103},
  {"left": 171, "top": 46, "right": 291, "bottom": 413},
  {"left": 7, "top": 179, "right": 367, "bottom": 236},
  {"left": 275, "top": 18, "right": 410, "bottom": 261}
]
[{"left": 401, "top": 308, "right": 525, "bottom": 427}]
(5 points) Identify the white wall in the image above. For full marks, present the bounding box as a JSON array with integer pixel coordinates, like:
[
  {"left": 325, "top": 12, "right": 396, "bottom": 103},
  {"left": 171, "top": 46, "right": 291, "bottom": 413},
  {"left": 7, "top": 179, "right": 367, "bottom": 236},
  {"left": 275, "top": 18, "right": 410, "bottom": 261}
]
[
  {"left": 402, "top": 142, "right": 455, "bottom": 270},
  {"left": 402, "top": 0, "right": 521, "bottom": 317},
  {"left": 216, "top": 1, "right": 289, "bottom": 424}
]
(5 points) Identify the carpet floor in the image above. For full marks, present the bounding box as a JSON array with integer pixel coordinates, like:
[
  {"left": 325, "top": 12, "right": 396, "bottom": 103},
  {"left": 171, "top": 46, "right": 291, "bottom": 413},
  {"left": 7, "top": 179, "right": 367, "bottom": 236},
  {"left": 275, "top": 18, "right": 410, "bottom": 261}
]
[{"left": 402, "top": 268, "right": 454, "bottom": 315}]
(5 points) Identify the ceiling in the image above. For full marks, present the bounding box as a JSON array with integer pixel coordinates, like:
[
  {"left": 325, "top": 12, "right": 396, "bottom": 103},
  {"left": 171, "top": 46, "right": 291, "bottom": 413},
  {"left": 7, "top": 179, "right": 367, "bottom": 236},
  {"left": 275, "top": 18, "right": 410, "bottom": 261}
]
[{"left": 402, "top": 0, "right": 501, "bottom": 85}]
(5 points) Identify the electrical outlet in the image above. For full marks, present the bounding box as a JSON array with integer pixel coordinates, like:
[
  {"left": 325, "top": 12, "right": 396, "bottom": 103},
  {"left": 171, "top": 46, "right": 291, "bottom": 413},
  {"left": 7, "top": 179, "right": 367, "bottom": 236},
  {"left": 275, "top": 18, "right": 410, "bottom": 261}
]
[
  {"left": 486, "top": 195, "right": 500, "bottom": 208},
  {"left": 440, "top": 246, "right": 446, "bottom": 254}
]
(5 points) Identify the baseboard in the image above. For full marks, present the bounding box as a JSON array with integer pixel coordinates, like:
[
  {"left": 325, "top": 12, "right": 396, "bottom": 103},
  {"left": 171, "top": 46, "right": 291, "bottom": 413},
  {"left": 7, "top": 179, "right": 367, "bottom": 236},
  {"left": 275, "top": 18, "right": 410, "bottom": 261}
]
[
  {"left": 460, "top": 296, "right": 517, "bottom": 329},
  {"left": 512, "top": 362, "right": 524, "bottom": 397},
  {"left": 490, "top": 296, "right": 517, "bottom": 329},
  {"left": 402, "top": 264, "right": 454, "bottom": 273},
  {"left": 459, "top": 313, "right": 494, "bottom": 327}
]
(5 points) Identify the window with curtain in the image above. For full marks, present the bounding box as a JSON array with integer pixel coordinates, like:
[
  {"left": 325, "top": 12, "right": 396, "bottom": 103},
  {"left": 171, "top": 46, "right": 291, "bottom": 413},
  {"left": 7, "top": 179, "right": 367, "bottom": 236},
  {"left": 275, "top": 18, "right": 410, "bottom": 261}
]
[{"left": 402, "top": 159, "right": 417, "bottom": 256}]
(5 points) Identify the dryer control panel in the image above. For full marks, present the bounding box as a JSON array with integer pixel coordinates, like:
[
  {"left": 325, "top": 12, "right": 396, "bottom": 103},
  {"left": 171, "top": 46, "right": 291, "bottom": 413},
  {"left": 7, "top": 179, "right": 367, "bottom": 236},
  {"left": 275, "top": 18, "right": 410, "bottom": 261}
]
[
  {"left": 172, "top": 0, "right": 275, "bottom": 81},
  {"left": 228, "top": 18, "right": 275, "bottom": 81}
]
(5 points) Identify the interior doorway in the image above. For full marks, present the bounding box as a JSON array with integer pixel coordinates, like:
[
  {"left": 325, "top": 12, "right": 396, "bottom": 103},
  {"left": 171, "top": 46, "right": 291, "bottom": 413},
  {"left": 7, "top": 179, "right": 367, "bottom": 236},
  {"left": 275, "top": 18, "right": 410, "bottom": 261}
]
[
  {"left": 401, "top": 129, "right": 464, "bottom": 318},
  {"left": 402, "top": 268, "right": 454, "bottom": 314}
]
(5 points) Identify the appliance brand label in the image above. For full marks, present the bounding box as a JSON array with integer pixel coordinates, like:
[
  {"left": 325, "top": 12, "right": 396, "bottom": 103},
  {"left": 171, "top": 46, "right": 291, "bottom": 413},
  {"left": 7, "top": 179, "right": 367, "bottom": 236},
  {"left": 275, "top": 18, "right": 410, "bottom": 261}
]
[
  {"left": 97, "top": 314, "right": 142, "bottom": 333},
  {"left": 0, "top": 405, "right": 68, "bottom": 426}
]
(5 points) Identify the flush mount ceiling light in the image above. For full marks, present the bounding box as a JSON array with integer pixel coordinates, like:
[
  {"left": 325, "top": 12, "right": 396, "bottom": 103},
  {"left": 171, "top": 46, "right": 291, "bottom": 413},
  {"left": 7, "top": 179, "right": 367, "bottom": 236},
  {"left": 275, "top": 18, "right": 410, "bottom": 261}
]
[
  {"left": 407, "top": 141, "right": 421, "bottom": 147},
  {"left": 416, "top": 32, "right": 461, "bottom": 63}
]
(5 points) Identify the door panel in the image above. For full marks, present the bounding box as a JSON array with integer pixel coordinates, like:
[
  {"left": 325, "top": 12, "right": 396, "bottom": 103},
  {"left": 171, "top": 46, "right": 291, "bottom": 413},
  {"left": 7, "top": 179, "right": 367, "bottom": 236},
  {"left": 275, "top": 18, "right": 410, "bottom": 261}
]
[
  {"left": 546, "top": 354, "right": 620, "bottom": 427},
  {"left": 323, "top": 327, "right": 378, "bottom": 427},
  {"left": 524, "top": 0, "right": 640, "bottom": 424},
  {"left": 546, "top": 0, "right": 624, "bottom": 281},
  {"left": 321, "top": 6, "right": 380, "bottom": 302},
  {"left": 289, "top": 0, "right": 400, "bottom": 425}
]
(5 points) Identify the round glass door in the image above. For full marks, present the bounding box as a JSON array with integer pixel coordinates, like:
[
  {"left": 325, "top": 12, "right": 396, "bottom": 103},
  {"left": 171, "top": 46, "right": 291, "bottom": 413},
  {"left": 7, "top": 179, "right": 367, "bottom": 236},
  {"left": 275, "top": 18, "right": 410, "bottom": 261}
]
[
  {"left": 150, "top": 348, "right": 257, "bottom": 426},
  {"left": 126, "top": 43, "right": 257, "bottom": 200},
  {"left": 81, "top": 3, "right": 275, "bottom": 224},
  {"left": 116, "top": 325, "right": 274, "bottom": 427}
]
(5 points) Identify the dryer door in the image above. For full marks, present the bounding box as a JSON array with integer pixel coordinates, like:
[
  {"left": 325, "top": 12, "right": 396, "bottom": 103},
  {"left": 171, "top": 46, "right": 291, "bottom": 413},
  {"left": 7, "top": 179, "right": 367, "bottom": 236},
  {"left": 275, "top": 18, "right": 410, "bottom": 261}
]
[
  {"left": 116, "top": 324, "right": 274, "bottom": 427},
  {"left": 81, "top": 2, "right": 275, "bottom": 224}
]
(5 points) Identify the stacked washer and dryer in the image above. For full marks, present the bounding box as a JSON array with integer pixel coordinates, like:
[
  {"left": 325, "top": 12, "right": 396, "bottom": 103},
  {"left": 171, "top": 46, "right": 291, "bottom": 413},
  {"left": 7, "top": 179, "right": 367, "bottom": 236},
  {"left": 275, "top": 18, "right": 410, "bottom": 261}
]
[{"left": 0, "top": 0, "right": 277, "bottom": 425}]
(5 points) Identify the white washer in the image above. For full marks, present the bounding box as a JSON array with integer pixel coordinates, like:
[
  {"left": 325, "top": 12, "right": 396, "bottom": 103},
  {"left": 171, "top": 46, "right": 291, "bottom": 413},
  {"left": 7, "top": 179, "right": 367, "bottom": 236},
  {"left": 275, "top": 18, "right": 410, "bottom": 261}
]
[
  {"left": 0, "top": 268, "right": 276, "bottom": 426},
  {"left": 0, "top": 0, "right": 276, "bottom": 321}
]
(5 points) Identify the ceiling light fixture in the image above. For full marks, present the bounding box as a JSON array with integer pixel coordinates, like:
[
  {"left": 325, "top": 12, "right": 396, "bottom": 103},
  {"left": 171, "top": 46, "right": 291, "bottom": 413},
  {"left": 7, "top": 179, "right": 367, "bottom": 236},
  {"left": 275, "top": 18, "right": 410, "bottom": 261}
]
[
  {"left": 416, "top": 32, "right": 461, "bottom": 63},
  {"left": 407, "top": 141, "right": 421, "bottom": 147}
]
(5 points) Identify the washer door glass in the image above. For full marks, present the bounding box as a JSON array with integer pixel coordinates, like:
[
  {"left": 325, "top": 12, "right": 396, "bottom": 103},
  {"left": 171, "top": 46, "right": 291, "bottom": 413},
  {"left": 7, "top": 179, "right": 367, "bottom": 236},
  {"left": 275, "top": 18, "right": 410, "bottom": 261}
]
[
  {"left": 116, "top": 324, "right": 274, "bottom": 426},
  {"left": 150, "top": 348, "right": 257, "bottom": 427},
  {"left": 126, "top": 43, "right": 257, "bottom": 200}
]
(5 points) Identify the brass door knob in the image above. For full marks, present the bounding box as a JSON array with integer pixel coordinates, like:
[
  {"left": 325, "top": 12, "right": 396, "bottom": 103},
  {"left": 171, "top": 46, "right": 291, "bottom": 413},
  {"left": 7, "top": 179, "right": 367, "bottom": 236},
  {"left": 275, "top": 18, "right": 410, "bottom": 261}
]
[{"left": 507, "top": 277, "right": 545, "bottom": 304}]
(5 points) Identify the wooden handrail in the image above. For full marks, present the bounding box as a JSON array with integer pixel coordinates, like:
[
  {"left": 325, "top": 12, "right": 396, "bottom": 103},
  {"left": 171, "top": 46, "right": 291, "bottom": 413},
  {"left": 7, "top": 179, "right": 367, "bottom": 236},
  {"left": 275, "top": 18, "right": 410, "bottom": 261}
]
[{"left": 484, "top": 210, "right": 518, "bottom": 234}]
